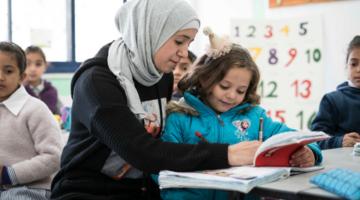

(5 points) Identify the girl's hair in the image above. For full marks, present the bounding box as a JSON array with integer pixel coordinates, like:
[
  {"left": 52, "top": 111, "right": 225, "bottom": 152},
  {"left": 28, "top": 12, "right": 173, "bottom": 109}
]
[
  {"left": 178, "top": 44, "right": 261, "bottom": 106},
  {"left": 0, "top": 41, "right": 26, "bottom": 74},
  {"left": 188, "top": 50, "right": 197, "bottom": 63},
  {"left": 25, "top": 45, "right": 47, "bottom": 63},
  {"left": 346, "top": 35, "right": 360, "bottom": 63}
]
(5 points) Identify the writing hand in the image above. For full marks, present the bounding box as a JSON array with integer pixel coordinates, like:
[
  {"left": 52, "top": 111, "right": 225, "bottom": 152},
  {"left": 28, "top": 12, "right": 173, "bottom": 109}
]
[
  {"left": 289, "top": 146, "right": 315, "bottom": 167},
  {"left": 342, "top": 132, "right": 360, "bottom": 147},
  {"left": 228, "top": 141, "right": 262, "bottom": 166}
]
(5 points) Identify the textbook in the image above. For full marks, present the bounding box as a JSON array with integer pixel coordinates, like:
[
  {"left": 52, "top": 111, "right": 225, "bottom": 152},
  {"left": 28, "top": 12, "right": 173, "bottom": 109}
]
[
  {"left": 159, "top": 166, "right": 290, "bottom": 193},
  {"left": 158, "top": 165, "right": 325, "bottom": 193},
  {"left": 254, "top": 131, "right": 329, "bottom": 167},
  {"left": 158, "top": 131, "right": 328, "bottom": 193}
]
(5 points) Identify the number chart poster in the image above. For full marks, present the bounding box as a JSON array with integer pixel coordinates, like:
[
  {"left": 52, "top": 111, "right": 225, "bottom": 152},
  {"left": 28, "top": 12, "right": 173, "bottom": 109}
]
[{"left": 230, "top": 17, "right": 323, "bottom": 130}]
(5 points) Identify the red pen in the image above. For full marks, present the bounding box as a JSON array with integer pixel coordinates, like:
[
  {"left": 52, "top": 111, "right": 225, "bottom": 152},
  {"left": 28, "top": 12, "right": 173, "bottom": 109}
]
[{"left": 195, "top": 131, "right": 209, "bottom": 143}]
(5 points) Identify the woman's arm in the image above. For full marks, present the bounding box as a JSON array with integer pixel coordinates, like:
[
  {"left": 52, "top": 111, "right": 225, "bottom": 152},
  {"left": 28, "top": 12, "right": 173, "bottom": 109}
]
[{"left": 74, "top": 67, "right": 229, "bottom": 173}]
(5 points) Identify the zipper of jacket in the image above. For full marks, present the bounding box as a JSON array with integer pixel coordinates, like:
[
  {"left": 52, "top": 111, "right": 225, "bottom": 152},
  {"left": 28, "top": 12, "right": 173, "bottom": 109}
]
[
  {"left": 217, "top": 114, "right": 224, "bottom": 126},
  {"left": 217, "top": 114, "right": 224, "bottom": 143}
]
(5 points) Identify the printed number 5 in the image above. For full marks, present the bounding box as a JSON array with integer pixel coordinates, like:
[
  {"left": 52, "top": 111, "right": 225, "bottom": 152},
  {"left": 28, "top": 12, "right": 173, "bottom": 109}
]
[{"left": 299, "top": 22, "right": 308, "bottom": 36}]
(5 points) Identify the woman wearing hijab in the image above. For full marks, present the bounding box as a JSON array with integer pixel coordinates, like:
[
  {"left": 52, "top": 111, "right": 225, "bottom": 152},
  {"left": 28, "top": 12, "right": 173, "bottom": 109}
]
[{"left": 51, "top": 0, "right": 261, "bottom": 199}]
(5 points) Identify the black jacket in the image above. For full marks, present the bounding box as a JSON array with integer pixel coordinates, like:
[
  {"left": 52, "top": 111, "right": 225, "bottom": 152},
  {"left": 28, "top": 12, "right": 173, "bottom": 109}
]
[{"left": 51, "top": 43, "right": 229, "bottom": 199}]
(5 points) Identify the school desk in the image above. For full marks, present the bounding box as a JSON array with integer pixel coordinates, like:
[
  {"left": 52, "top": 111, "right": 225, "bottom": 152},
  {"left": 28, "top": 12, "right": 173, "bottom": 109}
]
[{"left": 249, "top": 147, "right": 360, "bottom": 199}]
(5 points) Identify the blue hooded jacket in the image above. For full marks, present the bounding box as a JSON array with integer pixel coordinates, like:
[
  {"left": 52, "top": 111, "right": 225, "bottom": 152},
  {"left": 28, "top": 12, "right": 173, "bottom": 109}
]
[
  {"left": 160, "top": 92, "right": 322, "bottom": 200},
  {"left": 311, "top": 81, "right": 360, "bottom": 149}
]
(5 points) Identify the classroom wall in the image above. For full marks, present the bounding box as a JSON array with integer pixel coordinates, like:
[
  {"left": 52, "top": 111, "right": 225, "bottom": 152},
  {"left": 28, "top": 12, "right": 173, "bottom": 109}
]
[
  {"left": 188, "top": 0, "right": 254, "bottom": 56},
  {"left": 48, "top": 0, "right": 360, "bottom": 112},
  {"left": 264, "top": 0, "right": 360, "bottom": 92},
  {"left": 190, "top": 0, "right": 360, "bottom": 93}
]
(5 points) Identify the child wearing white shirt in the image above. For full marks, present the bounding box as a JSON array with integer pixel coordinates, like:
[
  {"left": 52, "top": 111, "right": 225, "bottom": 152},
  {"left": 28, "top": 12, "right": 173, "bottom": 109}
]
[{"left": 0, "top": 41, "right": 63, "bottom": 199}]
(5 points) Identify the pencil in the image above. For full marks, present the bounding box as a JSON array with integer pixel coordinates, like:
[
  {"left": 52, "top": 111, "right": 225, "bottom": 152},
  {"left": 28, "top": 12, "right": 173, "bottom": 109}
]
[
  {"left": 259, "top": 117, "right": 264, "bottom": 142},
  {"left": 195, "top": 131, "right": 209, "bottom": 143}
]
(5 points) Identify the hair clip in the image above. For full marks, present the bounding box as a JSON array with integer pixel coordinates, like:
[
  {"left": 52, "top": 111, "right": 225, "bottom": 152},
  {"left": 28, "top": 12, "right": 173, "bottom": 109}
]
[{"left": 203, "top": 27, "right": 232, "bottom": 59}]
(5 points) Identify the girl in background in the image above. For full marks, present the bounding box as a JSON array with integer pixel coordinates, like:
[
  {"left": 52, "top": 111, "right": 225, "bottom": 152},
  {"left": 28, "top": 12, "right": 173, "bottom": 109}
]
[
  {"left": 158, "top": 28, "right": 323, "bottom": 200},
  {"left": 311, "top": 35, "right": 360, "bottom": 149},
  {"left": 24, "top": 45, "right": 62, "bottom": 114},
  {"left": 172, "top": 50, "right": 196, "bottom": 101},
  {"left": 0, "top": 41, "right": 62, "bottom": 199}
]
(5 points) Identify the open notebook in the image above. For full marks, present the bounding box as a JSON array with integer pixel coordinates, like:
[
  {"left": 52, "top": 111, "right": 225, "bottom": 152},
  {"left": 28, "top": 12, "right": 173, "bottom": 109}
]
[
  {"left": 254, "top": 131, "right": 329, "bottom": 166},
  {"left": 159, "top": 131, "right": 328, "bottom": 193}
]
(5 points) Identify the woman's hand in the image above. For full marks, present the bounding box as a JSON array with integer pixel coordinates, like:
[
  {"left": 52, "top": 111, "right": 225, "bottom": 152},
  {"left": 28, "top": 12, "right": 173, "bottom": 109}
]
[
  {"left": 228, "top": 141, "right": 262, "bottom": 166},
  {"left": 289, "top": 146, "right": 315, "bottom": 167},
  {"left": 342, "top": 132, "right": 360, "bottom": 147}
]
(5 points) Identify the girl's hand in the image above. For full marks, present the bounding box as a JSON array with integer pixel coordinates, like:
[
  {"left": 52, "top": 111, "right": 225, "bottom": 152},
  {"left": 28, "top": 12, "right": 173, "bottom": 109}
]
[
  {"left": 228, "top": 141, "right": 262, "bottom": 166},
  {"left": 289, "top": 146, "right": 315, "bottom": 167},
  {"left": 342, "top": 132, "right": 360, "bottom": 147}
]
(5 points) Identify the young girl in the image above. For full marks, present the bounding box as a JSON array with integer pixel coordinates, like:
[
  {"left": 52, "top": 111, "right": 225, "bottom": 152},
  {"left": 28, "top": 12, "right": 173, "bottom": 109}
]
[
  {"left": 311, "top": 35, "right": 360, "bottom": 149},
  {"left": 172, "top": 50, "right": 196, "bottom": 101},
  {"left": 24, "top": 45, "right": 61, "bottom": 115},
  {"left": 159, "top": 28, "right": 323, "bottom": 200},
  {"left": 0, "top": 41, "right": 63, "bottom": 199}
]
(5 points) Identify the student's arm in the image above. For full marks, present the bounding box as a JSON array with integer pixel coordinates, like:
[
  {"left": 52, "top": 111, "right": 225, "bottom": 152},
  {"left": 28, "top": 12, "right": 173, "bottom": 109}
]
[
  {"left": 311, "top": 95, "right": 343, "bottom": 149},
  {"left": 42, "top": 80, "right": 60, "bottom": 114},
  {"left": 306, "top": 142, "right": 322, "bottom": 165}
]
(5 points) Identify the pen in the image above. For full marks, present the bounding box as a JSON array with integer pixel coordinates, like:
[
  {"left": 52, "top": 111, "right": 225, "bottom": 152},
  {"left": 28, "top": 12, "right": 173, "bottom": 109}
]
[
  {"left": 195, "top": 131, "right": 209, "bottom": 143},
  {"left": 259, "top": 117, "right": 264, "bottom": 142}
]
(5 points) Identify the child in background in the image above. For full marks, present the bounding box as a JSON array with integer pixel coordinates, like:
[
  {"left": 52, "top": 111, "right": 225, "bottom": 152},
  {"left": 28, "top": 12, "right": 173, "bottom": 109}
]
[
  {"left": 0, "top": 41, "right": 63, "bottom": 199},
  {"left": 158, "top": 28, "right": 323, "bottom": 200},
  {"left": 311, "top": 35, "right": 360, "bottom": 149},
  {"left": 172, "top": 50, "right": 196, "bottom": 101},
  {"left": 24, "top": 45, "right": 62, "bottom": 115}
]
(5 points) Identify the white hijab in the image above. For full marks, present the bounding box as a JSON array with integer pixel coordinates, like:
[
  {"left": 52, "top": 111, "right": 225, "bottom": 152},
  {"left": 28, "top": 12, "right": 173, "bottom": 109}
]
[{"left": 108, "top": 0, "right": 200, "bottom": 119}]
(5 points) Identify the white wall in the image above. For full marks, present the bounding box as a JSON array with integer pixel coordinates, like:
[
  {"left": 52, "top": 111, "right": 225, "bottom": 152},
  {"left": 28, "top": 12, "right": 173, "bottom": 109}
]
[
  {"left": 264, "top": 0, "right": 360, "bottom": 92},
  {"left": 189, "top": 0, "right": 254, "bottom": 56},
  {"left": 190, "top": 0, "right": 360, "bottom": 93}
]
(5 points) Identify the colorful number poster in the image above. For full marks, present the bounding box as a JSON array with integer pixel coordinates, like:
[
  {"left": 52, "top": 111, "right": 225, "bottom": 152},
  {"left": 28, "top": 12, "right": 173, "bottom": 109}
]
[{"left": 230, "top": 16, "right": 323, "bottom": 130}]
